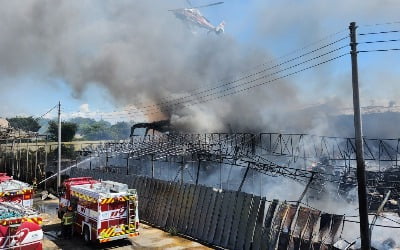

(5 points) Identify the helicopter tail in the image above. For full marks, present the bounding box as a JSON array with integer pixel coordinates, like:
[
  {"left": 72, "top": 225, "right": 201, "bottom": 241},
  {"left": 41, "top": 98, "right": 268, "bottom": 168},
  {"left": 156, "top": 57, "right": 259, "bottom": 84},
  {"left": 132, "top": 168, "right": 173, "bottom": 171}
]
[{"left": 215, "top": 21, "right": 225, "bottom": 34}]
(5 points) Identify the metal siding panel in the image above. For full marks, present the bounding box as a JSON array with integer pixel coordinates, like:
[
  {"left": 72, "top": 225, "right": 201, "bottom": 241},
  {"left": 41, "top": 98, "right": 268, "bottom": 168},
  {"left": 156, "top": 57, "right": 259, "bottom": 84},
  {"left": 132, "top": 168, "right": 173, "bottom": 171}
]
[
  {"left": 201, "top": 188, "right": 218, "bottom": 241},
  {"left": 330, "top": 215, "right": 344, "bottom": 244},
  {"left": 313, "top": 213, "right": 332, "bottom": 250},
  {"left": 197, "top": 187, "right": 213, "bottom": 239},
  {"left": 207, "top": 190, "right": 223, "bottom": 243},
  {"left": 291, "top": 206, "right": 311, "bottom": 249},
  {"left": 187, "top": 185, "right": 201, "bottom": 236},
  {"left": 268, "top": 202, "right": 288, "bottom": 250},
  {"left": 227, "top": 192, "right": 246, "bottom": 249},
  {"left": 221, "top": 191, "right": 238, "bottom": 248},
  {"left": 148, "top": 179, "right": 159, "bottom": 223},
  {"left": 145, "top": 178, "right": 153, "bottom": 222},
  {"left": 277, "top": 205, "right": 298, "bottom": 250},
  {"left": 157, "top": 180, "right": 168, "bottom": 225},
  {"left": 260, "top": 199, "right": 279, "bottom": 250},
  {"left": 137, "top": 178, "right": 147, "bottom": 217},
  {"left": 130, "top": 176, "right": 136, "bottom": 189},
  {"left": 183, "top": 184, "right": 196, "bottom": 235},
  {"left": 212, "top": 190, "right": 229, "bottom": 246},
  {"left": 251, "top": 197, "right": 266, "bottom": 250},
  {"left": 177, "top": 184, "right": 189, "bottom": 232},
  {"left": 165, "top": 182, "right": 179, "bottom": 228},
  {"left": 193, "top": 186, "right": 207, "bottom": 239},
  {"left": 153, "top": 180, "right": 165, "bottom": 226},
  {"left": 300, "top": 209, "right": 320, "bottom": 250},
  {"left": 145, "top": 178, "right": 156, "bottom": 221},
  {"left": 152, "top": 180, "right": 163, "bottom": 225},
  {"left": 244, "top": 195, "right": 261, "bottom": 250},
  {"left": 140, "top": 178, "right": 150, "bottom": 221},
  {"left": 157, "top": 181, "right": 169, "bottom": 226},
  {"left": 235, "top": 193, "right": 254, "bottom": 250},
  {"left": 160, "top": 182, "right": 173, "bottom": 228},
  {"left": 171, "top": 183, "right": 184, "bottom": 230},
  {"left": 137, "top": 177, "right": 145, "bottom": 195}
]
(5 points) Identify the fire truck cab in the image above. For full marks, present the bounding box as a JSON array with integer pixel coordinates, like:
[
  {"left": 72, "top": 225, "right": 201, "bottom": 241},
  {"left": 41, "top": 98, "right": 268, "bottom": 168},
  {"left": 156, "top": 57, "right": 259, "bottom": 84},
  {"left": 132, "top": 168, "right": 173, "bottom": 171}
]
[
  {"left": 0, "top": 202, "right": 43, "bottom": 250},
  {"left": 0, "top": 173, "right": 34, "bottom": 208},
  {"left": 58, "top": 177, "right": 139, "bottom": 243}
]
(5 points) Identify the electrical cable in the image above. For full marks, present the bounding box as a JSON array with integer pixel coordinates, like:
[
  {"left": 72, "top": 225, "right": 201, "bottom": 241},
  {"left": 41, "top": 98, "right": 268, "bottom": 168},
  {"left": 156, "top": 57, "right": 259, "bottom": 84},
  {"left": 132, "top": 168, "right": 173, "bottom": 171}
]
[
  {"left": 33, "top": 104, "right": 58, "bottom": 121},
  {"left": 100, "top": 40, "right": 350, "bottom": 117},
  {"left": 64, "top": 36, "right": 350, "bottom": 119},
  {"left": 92, "top": 49, "right": 349, "bottom": 119},
  {"left": 360, "top": 21, "right": 400, "bottom": 27},
  {"left": 358, "top": 38, "right": 400, "bottom": 44},
  {"left": 358, "top": 30, "right": 400, "bottom": 36},
  {"left": 343, "top": 219, "right": 400, "bottom": 229},
  {"left": 358, "top": 48, "right": 400, "bottom": 53},
  {"left": 119, "top": 29, "right": 348, "bottom": 111},
  {"left": 132, "top": 52, "right": 349, "bottom": 118},
  {"left": 118, "top": 37, "right": 349, "bottom": 114}
]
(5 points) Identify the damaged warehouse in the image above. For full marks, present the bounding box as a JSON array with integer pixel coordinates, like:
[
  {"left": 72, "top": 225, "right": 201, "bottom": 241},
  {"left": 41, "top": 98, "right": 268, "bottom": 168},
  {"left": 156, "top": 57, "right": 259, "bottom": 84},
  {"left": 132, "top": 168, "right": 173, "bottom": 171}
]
[
  {"left": 1, "top": 1, "right": 400, "bottom": 249},
  {"left": 34, "top": 131, "right": 398, "bottom": 249}
]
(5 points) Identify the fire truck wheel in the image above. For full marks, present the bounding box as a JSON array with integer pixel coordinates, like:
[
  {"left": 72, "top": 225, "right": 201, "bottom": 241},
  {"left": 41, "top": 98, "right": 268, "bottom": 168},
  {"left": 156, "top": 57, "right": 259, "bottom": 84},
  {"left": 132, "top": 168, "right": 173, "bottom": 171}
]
[{"left": 83, "top": 226, "right": 90, "bottom": 244}]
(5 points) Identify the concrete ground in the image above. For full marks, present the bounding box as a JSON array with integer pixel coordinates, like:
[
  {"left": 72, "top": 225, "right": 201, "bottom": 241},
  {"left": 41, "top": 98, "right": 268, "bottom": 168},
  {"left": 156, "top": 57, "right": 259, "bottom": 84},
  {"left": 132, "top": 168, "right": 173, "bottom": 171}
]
[{"left": 36, "top": 199, "right": 210, "bottom": 250}]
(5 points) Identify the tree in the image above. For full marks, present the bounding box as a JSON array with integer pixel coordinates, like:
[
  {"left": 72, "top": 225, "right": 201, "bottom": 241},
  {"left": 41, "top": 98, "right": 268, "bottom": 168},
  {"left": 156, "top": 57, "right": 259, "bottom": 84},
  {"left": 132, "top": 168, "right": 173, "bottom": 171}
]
[
  {"left": 111, "top": 122, "right": 131, "bottom": 140},
  {"left": 69, "top": 117, "right": 96, "bottom": 134},
  {"left": 80, "top": 120, "right": 113, "bottom": 140},
  {"left": 7, "top": 116, "right": 41, "bottom": 132},
  {"left": 48, "top": 121, "right": 78, "bottom": 142}
]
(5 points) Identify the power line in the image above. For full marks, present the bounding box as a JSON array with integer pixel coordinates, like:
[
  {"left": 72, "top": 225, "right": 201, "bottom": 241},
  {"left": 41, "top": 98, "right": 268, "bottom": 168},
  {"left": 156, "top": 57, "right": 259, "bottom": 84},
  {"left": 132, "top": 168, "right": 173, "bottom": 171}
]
[
  {"left": 120, "top": 29, "right": 348, "bottom": 111},
  {"left": 105, "top": 38, "right": 350, "bottom": 115},
  {"left": 34, "top": 104, "right": 58, "bottom": 121},
  {"left": 358, "top": 48, "right": 400, "bottom": 53},
  {"left": 358, "top": 30, "right": 400, "bottom": 36},
  {"left": 92, "top": 46, "right": 349, "bottom": 119},
  {"left": 344, "top": 219, "right": 400, "bottom": 229},
  {"left": 123, "top": 52, "right": 350, "bottom": 118},
  {"left": 64, "top": 36, "right": 350, "bottom": 119},
  {"left": 358, "top": 38, "right": 400, "bottom": 44},
  {"left": 360, "top": 21, "right": 400, "bottom": 27}
]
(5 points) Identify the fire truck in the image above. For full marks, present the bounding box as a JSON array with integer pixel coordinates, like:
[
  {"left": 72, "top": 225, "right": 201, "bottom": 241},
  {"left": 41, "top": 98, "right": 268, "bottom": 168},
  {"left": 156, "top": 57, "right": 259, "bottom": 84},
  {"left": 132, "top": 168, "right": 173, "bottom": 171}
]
[
  {"left": 0, "top": 173, "right": 34, "bottom": 208},
  {"left": 58, "top": 177, "right": 139, "bottom": 243},
  {"left": 0, "top": 202, "right": 43, "bottom": 250}
]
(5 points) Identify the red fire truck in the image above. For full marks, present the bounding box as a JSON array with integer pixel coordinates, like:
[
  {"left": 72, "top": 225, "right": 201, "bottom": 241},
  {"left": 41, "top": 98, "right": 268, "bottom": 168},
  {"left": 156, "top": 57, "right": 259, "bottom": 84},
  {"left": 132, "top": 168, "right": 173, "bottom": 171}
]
[
  {"left": 0, "top": 173, "right": 34, "bottom": 208},
  {"left": 58, "top": 177, "right": 139, "bottom": 243},
  {"left": 0, "top": 202, "right": 43, "bottom": 250}
]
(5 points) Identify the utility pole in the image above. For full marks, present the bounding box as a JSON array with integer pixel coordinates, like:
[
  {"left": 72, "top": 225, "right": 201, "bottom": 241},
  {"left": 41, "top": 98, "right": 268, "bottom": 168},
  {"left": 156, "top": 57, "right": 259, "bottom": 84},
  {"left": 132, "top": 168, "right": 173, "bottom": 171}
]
[
  {"left": 126, "top": 153, "right": 130, "bottom": 175},
  {"left": 349, "top": 21, "right": 370, "bottom": 249},
  {"left": 57, "top": 101, "right": 62, "bottom": 192},
  {"left": 151, "top": 154, "right": 154, "bottom": 178},
  {"left": 44, "top": 135, "right": 48, "bottom": 190}
]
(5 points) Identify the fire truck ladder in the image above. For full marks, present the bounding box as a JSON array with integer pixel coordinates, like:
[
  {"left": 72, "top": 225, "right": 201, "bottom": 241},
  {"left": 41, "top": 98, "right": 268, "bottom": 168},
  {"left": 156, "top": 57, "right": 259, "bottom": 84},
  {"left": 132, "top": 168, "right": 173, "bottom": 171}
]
[{"left": 127, "top": 194, "right": 135, "bottom": 227}]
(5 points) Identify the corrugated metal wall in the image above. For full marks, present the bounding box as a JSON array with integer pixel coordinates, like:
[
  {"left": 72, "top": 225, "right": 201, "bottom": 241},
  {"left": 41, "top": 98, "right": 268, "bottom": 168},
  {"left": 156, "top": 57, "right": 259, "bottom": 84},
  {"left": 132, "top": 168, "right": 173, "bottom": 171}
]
[{"left": 71, "top": 168, "right": 343, "bottom": 250}]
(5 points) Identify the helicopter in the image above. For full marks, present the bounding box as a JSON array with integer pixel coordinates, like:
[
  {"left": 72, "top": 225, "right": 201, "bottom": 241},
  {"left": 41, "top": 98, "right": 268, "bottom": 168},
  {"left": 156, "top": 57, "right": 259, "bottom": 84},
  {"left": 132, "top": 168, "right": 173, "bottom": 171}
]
[{"left": 169, "top": 1, "right": 225, "bottom": 35}]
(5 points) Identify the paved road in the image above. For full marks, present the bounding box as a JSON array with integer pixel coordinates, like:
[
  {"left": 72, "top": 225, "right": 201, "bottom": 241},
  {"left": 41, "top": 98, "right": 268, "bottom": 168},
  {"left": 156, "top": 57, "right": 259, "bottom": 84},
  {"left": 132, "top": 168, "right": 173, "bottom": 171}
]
[{"left": 37, "top": 199, "right": 210, "bottom": 250}]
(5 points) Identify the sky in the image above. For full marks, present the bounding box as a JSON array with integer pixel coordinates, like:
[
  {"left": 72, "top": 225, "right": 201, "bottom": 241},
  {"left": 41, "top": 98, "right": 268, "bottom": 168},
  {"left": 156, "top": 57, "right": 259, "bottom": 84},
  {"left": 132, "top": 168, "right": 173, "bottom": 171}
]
[{"left": 0, "top": 0, "right": 399, "bottom": 132}]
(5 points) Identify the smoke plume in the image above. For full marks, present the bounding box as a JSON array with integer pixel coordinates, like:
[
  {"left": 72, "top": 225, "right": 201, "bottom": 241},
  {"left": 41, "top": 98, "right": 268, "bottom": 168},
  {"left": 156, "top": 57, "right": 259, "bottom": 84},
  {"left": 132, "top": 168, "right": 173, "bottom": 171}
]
[{"left": 0, "top": 0, "right": 400, "bottom": 135}]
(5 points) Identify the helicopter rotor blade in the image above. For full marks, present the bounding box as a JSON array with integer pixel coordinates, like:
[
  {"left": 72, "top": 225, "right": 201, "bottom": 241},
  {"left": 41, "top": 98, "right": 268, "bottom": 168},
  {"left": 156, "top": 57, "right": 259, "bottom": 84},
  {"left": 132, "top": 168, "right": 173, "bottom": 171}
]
[
  {"left": 186, "top": 0, "right": 192, "bottom": 7},
  {"left": 192, "top": 1, "right": 224, "bottom": 9},
  {"left": 168, "top": 7, "right": 186, "bottom": 11}
]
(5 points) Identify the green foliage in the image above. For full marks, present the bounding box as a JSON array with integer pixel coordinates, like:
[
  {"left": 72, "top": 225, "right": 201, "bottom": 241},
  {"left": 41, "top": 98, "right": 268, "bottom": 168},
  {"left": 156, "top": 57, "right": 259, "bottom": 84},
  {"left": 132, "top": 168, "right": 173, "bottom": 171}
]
[
  {"left": 7, "top": 116, "right": 41, "bottom": 132},
  {"left": 80, "top": 120, "right": 114, "bottom": 140},
  {"left": 69, "top": 117, "right": 96, "bottom": 133},
  {"left": 166, "top": 226, "right": 178, "bottom": 236},
  {"left": 48, "top": 121, "right": 78, "bottom": 142},
  {"left": 76, "top": 119, "right": 131, "bottom": 140},
  {"left": 111, "top": 122, "right": 131, "bottom": 140}
]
